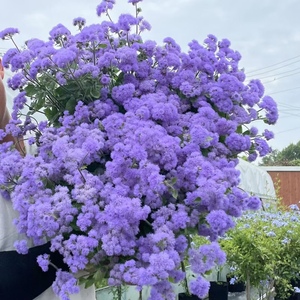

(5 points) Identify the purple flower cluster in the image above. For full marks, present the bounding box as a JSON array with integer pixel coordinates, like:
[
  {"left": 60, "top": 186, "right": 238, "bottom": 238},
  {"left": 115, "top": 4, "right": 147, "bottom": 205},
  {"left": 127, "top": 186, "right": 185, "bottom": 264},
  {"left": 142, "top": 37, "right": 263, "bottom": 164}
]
[{"left": 0, "top": 0, "right": 278, "bottom": 299}]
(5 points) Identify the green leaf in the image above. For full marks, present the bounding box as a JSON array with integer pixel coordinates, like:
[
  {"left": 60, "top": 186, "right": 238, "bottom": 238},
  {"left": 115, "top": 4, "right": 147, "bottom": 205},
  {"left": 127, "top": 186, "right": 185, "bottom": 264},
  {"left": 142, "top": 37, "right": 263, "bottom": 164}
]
[
  {"left": 115, "top": 71, "right": 124, "bottom": 86},
  {"left": 84, "top": 276, "right": 95, "bottom": 289},
  {"left": 65, "top": 98, "right": 78, "bottom": 114},
  {"left": 89, "top": 85, "right": 101, "bottom": 99},
  {"left": 44, "top": 107, "right": 60, "bottom": 124},
  {"left": 171, "top": 189, "right": 178, "bottom": 200},
  {"left": 93, "top": 269, "right": 106, "bottom": 284},
  {"left": 170, "top": 177, "right": 177, "bottom": 185},
  {"left": 236, "top": 125, "right": 243, "bottom": 134},
  {"left": 168, "top": 277, "right": 175, "bottom": 283},
  {"left": 25, "top": 84, "right": 39, "bottom": 97}
]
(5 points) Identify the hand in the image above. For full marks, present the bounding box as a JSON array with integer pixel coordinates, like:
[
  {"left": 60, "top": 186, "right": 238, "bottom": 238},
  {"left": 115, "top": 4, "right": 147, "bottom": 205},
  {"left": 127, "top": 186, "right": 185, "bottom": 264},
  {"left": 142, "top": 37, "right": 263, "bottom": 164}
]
[{"left": 0, "top": 58, "right": 4, "bottom": 79}]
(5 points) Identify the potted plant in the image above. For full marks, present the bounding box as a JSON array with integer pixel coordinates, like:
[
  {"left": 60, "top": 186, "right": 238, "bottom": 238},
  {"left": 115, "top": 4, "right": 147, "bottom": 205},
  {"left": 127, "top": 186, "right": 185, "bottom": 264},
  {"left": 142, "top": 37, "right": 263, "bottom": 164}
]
[
  {"left": 0, "top": 0, "right": 278, "bottom": 299},
  {"left": 179, "top": 236, "right": 228, "bottom": 300},
  {"left": 178, "top": 258, "right": 228, "bottom": 300},
  {"left": 220, "top": 205, "right": 300, "bottom": 300},
  {"left": 208, "top": 268, "right": 228, "bottom": 300},
  {"left": 178, "top": 260, "right": 203, "bottom": 300},
  {"left": 226, "top": 274, "right": 246, "bottom": 293}
]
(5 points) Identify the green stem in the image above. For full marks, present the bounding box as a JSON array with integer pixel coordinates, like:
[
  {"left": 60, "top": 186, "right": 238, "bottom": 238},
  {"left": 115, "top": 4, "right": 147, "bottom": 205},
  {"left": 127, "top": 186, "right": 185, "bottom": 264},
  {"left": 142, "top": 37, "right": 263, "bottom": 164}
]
[
  {"left": 246, "top": 272, "right": 251, "bottom": 300},
  {"left": 139, "top": 290, "right": 142, "bottom": 300},
  {"left": 135, "top": 3, "right": 139, "bottom": 35},
  {"left": 10, "top": 39, "right": 61, "bottom": 111},
  {"left": 10, "top": 37, "right": 21, "bottom": 52},
  {"left": 181, "top": 261, "right": 190, "bottom": 295},
  {"left": 117, "top": 286, "right": 122, "bottom": 300}
]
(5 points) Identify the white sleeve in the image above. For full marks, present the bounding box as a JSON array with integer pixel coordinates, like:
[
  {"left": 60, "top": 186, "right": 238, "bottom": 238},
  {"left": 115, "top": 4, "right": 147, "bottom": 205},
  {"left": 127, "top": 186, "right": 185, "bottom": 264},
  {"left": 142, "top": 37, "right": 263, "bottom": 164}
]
[
  {"left": 0, "top": 195, "right": 33, "bottom": 251},
  {"left": 1, "top": 138, "right": 96, "bottom": 299},
  {"left": 0, "top": 136, "right": 36, "bottom": 251},
  {"left": 33, "top": 285, "right": 96, "bottom": 300}
]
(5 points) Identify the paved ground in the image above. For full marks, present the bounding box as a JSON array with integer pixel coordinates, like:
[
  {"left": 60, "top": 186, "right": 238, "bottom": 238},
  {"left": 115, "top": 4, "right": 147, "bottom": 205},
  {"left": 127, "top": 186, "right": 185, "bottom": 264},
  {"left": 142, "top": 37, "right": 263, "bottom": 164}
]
[{"left": 228, "top": 292, "right": 247, "bottom": 300}]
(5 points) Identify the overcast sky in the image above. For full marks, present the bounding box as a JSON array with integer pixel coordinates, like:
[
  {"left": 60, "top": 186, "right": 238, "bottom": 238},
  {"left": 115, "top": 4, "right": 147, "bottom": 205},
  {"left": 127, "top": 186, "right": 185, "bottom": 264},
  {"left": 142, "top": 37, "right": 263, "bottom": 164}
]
[{"left": 1, "top": 0, "right": 300, "bottom": 152}]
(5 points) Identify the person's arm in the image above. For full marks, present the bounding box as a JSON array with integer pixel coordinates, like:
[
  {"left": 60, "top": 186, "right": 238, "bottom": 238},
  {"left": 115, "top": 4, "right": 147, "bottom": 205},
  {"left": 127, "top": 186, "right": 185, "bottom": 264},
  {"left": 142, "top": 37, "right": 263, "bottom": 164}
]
[
  {"left": 0, "top": 62, "right": 68, "bottom": 299},
  {"left": 0, "top": 62, "right": 11, "bottom": 139},
  {"left": 0, "top": 60, "right": 25, "bottom": 153}
]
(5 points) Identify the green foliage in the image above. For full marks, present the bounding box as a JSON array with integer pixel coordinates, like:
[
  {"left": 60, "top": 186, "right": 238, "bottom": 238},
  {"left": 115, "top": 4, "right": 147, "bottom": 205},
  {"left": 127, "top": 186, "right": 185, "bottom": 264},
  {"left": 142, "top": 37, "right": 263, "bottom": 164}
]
[
  {"left": 220, "top": 207, "right": 300, "bottom": 299},
  {"left": 261, "top": 141, "right": 300, "bottom": 166},
  {"left": 25, "top": 73, "right": 103, "bottom": 125},
  {"left": 191, "top": 235, "right": 211, "bottom": 248}
]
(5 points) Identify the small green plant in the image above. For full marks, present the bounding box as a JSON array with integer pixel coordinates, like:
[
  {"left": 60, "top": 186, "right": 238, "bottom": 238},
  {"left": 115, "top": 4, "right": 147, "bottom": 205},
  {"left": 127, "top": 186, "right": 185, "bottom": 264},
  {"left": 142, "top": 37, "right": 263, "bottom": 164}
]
[
  {"left": 220, "top": 206, "right": 300, "bottom": 300},
  {"left": 274, "top": 174, "right": 283, "bottom": 206}
]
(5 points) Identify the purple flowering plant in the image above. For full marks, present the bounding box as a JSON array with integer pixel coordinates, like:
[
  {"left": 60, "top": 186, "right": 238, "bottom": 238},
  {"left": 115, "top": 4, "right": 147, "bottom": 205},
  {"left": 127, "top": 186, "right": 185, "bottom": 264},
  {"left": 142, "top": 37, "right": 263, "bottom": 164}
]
[
  {"left": 0, "top": 0, "right": 278, "bottom": 299},
  {"left": 220, "top": 205, "right": 300, "bottom": 300}
]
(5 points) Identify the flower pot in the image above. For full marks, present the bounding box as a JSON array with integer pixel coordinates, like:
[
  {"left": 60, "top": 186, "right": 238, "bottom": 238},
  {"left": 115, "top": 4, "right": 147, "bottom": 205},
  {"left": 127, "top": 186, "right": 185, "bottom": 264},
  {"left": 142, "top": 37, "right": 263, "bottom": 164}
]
[
  {"left": 178, "top": 293, "right": 202, "bottom": 300},
  {"left": 228, "top": 281, "right": 246, "bottom": 293},
  {"left": 274, "top": 279, "right": 300, "bottom": 300},
  {"left": 275, "top": 293, "right": 300, "bottom": 300},
  {"left": 209, "top": 281, "right": 228, "bottom": 300},
  {"left": 294, "top": 294, "right": 300, "bottom": 300},
  {"left": 226, "top": 277, "right": 246, "bottom": 293},
  {"left": 291, "top": 279, "right": 300, "bottom": 287}
]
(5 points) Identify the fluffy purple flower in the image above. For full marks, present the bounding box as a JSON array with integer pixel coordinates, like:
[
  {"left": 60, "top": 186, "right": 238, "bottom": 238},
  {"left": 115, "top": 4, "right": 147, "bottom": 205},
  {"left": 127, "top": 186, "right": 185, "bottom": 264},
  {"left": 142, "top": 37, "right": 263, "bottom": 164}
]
[
  {"left": 49, "top": 24, "right": 71, "bottom": 41},
  {"left": 37, "top": 254, "right": 50, "bottom": 272},
  {"left": 259, "top": 95, "right": 278, "bottom": 124},
  {"left": 246, "top": 196, "right": 261, "bottom": 210},
  {"left": 249, "top": 127, "right": 258, "bottom": 136},
  {"left": 14, "top": 240, "right": 29, "bottom": 254},
  {"left": 96, "top": 0, "right": 115, "bottom": 16},
  {"left": 52, "top": 270, "right": 80, "bottom": 299},
  {"left": 255, "top": 137, "right": 271, "bottom": 156},
  {"left": 53, "top": 49, "right": 77, "bottom": 68},
  {"left": 148, "top": 280, "right": 175, "bottom": 300},
  {"left": 248, "top": 152, "right": 258, "bottom": 162},
  {"left": 2, "top": 48, "right": 19, "bottom": 68},
  {"left": 128, "top": 0, "right": 142, "bottom": 3},
  {"left": 11, "top": 91, "right": 27, "bottom": 119},
  {"left": 225, "top": 133, "right": 251, "bottom": 153},
  {"left": 112, "top": 83, "right": 135, "bottom": 104},
  {"left": 189, "top": 276, "right": 210, "bottom": 298},
  {"left": 263, "top": 129, "right": 274, "bottom": 140},
  {"left": 7, "top": 73, "right": 27, "bottom": 90},
  {"left": 73, "top": 17, "right": 86, "bottom": 28},
  {"left": 0, "top": 27, "right": 19, "bottom": 39},
  {"left": 0, "top": 2, "right": 278, "bottom": 299},
  {"left": 206, "top": 210, "right": 235, "bottom": 236},
  {"left": 139, "top": 18, "right": 151, "bottom": 32},
  {"left": 117, "top": 14, "right": 138, "bottom": 31}
]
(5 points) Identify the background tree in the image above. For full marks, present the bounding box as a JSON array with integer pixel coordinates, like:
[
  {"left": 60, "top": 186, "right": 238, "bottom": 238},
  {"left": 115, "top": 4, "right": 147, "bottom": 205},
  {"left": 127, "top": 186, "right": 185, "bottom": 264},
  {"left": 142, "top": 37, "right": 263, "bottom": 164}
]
[{"left": 260, "top": 141, "right": 300, "bottom": 166}]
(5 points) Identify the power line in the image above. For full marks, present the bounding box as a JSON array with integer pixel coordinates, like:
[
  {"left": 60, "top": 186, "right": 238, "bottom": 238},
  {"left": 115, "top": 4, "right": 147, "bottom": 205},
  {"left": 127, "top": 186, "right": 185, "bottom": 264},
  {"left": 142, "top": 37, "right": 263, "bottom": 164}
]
[
  {"left": 247, "top": 59, "right": 300, "bottom": 78},
  {"left": 277, "top": 101, "right": 300, "bottom": 110},
  {"left": 268, "top": 86, "right": 300, "bottom": 95},
  {"left": 278, "top": 111, "right": 300, "bottom": 118},
  {"left": 255, "top": 67, "right": 300, "bottom": 80},
  {"left": 246, "top": 54, "right": 300, "bottom": 75},
  {"left": 262, "top": 70, "right": 300, "bottom": 85},
  {"left": 276, "top": 126, "right": 300, "bottom": 135}
]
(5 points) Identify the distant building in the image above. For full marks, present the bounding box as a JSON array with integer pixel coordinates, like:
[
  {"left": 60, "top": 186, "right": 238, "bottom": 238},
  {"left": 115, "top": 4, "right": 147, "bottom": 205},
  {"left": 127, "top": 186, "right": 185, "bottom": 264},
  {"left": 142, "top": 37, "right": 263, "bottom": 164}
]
[{"left": 260, "top": 166, "right": 300, "bottom": 207}]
